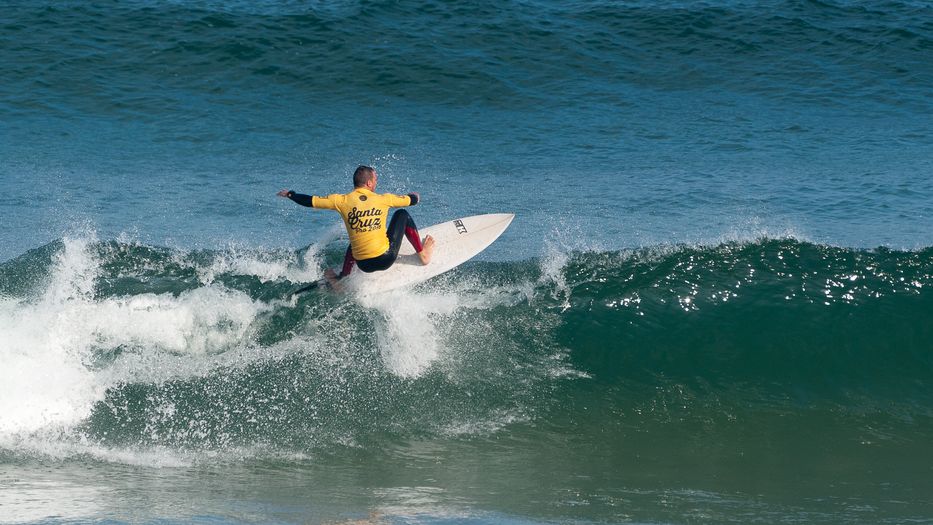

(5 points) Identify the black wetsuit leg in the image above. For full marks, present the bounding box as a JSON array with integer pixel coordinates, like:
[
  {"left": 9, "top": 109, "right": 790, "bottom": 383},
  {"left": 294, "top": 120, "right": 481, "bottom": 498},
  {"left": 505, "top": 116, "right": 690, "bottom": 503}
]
[{"left": 356, "top": 209, "right": 422, "bottom": 273}]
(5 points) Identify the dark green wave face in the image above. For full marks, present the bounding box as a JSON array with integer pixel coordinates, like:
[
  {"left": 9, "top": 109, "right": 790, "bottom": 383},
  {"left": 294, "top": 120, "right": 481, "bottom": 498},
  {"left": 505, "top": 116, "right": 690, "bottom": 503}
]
[
  {"left": 558, "top": 241, "right": 933, "bottom": 399},
  {"left": 2, "top": 237, "right": 931, "bottom": 456}
]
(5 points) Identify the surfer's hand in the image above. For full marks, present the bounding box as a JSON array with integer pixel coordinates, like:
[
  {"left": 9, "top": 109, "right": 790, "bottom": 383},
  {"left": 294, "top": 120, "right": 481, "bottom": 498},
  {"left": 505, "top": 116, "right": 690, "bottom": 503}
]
[{"left": 276, "top": 189, "right": 291, "bottom": 198}]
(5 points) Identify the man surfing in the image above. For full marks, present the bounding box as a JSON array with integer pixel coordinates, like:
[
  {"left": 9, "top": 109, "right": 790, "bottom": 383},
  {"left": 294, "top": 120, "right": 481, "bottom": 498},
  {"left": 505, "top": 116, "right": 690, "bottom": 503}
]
[{"left": 277, "top": 165, "right": 434, "bottom": 287}]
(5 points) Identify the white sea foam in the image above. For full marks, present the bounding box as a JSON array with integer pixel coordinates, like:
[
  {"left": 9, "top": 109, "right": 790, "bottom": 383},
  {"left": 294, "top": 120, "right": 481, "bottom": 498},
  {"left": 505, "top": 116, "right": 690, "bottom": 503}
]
[
  {"left": 136, "top": 222, "right": 348, "bottom": 285},
  {"left": 0, "top": 235, "right": 270, "bottom": 440},
  {"left": 356, "top": 271, "right": 533, "bottom": 379},
  {"left": 0, "top": 236, "right": 108, "bottom": 436},
  {"left": 360, "top": 289, "right": 461, "bottom": 378},
  {"left": 195, "top": 246, "right": 322, "bottom": 284}
]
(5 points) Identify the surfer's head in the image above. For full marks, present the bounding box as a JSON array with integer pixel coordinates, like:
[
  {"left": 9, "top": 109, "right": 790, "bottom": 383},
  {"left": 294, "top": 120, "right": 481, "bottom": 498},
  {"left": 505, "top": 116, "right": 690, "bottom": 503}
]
[{"left": 353, "top": 165, "right": 377, "bottom": 189}]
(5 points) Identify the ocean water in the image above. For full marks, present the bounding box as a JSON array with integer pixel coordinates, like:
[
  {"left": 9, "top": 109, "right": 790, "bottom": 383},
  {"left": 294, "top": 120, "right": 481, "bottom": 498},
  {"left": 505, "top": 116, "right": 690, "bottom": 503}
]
[{"left": 2, "top": 1, "right": 932, "bottom": 523}]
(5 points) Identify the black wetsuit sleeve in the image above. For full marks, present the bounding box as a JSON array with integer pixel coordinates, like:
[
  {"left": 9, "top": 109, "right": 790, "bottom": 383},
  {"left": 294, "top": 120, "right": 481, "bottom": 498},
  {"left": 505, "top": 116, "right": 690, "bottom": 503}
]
[
  {"left": 286, "top": 191, "right": 314, "bottom": 207},
  {"left": 407, "top": 193, "right": 419, "bottom": 206}
]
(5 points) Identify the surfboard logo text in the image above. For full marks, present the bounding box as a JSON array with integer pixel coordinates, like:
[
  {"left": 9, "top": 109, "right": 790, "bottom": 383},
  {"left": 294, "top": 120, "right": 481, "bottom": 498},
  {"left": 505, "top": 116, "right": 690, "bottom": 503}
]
[{"left": 454, "top": 220, "right": 468, "bottom": 234}]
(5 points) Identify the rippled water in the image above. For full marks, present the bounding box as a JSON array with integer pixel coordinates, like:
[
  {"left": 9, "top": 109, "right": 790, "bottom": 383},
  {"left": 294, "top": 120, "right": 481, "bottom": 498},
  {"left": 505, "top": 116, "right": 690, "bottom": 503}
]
[{"left": 2, "top": 1, "right": 933, "bottom": 523}]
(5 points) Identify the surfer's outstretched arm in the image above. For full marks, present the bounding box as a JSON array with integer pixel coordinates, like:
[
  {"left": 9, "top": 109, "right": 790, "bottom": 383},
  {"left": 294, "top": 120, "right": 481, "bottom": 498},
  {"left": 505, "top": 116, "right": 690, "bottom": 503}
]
[{"left": 276, "top": 189, "right": 313, "bottom": 207}]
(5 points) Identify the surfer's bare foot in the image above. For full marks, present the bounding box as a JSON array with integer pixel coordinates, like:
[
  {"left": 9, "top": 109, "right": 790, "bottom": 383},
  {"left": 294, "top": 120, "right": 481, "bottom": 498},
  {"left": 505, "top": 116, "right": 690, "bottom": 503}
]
[
  {"left": 324, "top": 268, "right": 343, "bottom": 291},
  {"left": 418, "top": 236, "right": 435, "bottom": 265}
]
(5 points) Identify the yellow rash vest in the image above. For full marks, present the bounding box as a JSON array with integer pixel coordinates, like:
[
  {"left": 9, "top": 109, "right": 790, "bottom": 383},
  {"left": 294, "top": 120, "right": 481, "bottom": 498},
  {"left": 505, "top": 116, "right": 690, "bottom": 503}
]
[{"left": 311, "top": 188, "right": 415, "bottom": 260}]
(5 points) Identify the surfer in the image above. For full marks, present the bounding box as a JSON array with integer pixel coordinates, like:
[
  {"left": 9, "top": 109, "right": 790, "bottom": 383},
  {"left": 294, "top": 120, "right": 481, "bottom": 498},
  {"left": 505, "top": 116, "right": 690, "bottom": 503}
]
[{"left": 277, "top": 165, "right": 434, "bottom": 285}]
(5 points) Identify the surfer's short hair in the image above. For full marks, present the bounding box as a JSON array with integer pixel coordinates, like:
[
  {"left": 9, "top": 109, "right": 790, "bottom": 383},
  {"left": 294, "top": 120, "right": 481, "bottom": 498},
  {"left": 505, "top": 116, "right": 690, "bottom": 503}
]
[{"left": 353, "top": 165, "right": 376, "bottom": 187}]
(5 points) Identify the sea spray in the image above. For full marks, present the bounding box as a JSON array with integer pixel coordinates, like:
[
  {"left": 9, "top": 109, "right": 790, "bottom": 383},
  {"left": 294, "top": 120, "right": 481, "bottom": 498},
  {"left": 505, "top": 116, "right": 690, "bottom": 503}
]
[
  {"left": 192, "top": 221, "right": 346, "bottom": 285},
  {"left": 0, "top": 235, "right": 272, "bottom": 448},
  {"left": 0, "top": 236, "right": 106, "bottom": 435},
  {"left": 364, "top": 289, "right": 451, "bottom": 378}
]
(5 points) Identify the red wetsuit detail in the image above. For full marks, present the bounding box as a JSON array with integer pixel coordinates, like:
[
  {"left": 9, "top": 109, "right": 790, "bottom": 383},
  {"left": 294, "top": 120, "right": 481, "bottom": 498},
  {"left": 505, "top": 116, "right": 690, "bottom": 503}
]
[
  {"left": 405, "top": 226, "right": 423, "bottom": 252},
  {"left": 339, "top": 245, "right": 356, "bottom": 278}
]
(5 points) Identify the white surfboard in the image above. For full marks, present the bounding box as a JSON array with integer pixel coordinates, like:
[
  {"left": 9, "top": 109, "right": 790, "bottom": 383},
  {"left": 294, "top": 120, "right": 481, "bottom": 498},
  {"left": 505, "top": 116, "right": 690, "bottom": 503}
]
[{"left": 339, "top": 213, "right": 514, "bottom": 295}]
